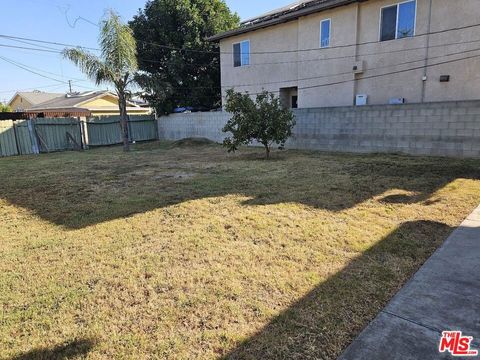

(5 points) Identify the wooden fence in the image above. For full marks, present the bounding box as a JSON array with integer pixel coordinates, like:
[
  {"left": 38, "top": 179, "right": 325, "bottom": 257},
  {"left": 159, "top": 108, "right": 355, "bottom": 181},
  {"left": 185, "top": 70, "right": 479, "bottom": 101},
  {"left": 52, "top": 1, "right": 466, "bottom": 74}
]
[
  {"left": 0, "top": 115, "right": 157, "bottom": 157},
  {"left": 86, "top": 115, "right": 157, "bottom": 146}
]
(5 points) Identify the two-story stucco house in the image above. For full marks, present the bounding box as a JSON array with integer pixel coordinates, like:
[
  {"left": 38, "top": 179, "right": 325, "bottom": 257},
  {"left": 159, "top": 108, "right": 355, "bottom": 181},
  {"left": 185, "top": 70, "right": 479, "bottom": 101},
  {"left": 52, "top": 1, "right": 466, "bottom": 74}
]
[{"left": 209, "top": 0, "right": 480, "bottom": 109}]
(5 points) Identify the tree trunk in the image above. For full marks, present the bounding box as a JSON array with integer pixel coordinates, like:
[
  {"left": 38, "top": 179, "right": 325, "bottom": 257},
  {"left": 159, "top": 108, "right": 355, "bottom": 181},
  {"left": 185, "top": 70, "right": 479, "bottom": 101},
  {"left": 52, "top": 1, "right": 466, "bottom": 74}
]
[
  {"left": 118, "top": 92, "right": 130, "bottom": 152},
  {"left": 264, "top": 144, "right": 270, "bottom": 159}
]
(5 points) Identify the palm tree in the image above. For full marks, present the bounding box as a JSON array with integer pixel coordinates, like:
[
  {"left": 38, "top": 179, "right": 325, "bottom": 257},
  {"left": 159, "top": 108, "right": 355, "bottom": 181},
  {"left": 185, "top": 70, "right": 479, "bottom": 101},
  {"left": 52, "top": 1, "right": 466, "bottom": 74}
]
[{"left": 63, "top": 10, "right": 138, "bottom": 152}]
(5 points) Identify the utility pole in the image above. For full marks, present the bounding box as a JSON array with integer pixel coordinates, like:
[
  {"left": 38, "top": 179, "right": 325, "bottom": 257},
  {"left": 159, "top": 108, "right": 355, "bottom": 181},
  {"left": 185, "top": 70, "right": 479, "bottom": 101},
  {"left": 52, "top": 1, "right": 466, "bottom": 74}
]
[{"left": 68, "top": 80, "right": 73, "bottom": 93}]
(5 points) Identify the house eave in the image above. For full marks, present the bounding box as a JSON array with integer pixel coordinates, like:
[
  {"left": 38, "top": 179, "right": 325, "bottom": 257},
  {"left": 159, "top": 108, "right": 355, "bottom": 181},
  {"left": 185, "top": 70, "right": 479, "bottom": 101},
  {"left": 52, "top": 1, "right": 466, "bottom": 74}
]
[{"left": 208, "top": 0, "right": 365, "bottom": 42}]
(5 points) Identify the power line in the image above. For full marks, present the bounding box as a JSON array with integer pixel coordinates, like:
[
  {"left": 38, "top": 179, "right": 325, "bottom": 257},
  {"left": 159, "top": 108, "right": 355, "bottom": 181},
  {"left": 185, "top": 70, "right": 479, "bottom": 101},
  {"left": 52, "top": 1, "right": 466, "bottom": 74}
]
[
  {"left": 0, "top": 55, "right": 67, "bottom": 83},
  {"left": 0, "top": 83, "right": 68, "bottom": 94},
  {"left": 0, "top": 41, "right": 217, "bottom": 69},
  {"left": 3, "top": 36, "right": 480, "bottom": 95},
  {"left": 254, "top": 51, "right": 480, "bottom": 95},
  {"left": 4, "top": 40, "right": 473, "bottom": 94},
  {"left": 0, "top": 35, "right": 99, "bottom": 52},
  {"left": 162, "top": 51, "right": 480, "bottom": 99},
  {"left": 2, "top": 21, "right": 480, "bottom": 57},
  {"left": 139, "top": 22, "right": 480, "bottom": 55},
  {"left": 4, "top": 37, "right": 62, "bottom": 51},
  {"left": 0, "top": 43, "right": 62, "bottom": 54},
  {"left": 221, "top": 37, "right": 480, "bottom": 67},
  {"left": 0, "top": 55, "right": 87, "bottom": 83},
  {"left": 0, "top": 53, "right": 211, "bottom": 92},
  {"left": 3, "top": 27, "right": 480, "bottom": 98},
  {"left": 0, "top": 35, "right": 219, "bottom": 68},
  {"left": 217, "top": 45, "right": 480, "bottom": 89},
  {"left": 4, "top": 32, "right": 480, "bottom": 72},
  {"left": 0, "top": 56, "right": 92, "bottom": 92}
]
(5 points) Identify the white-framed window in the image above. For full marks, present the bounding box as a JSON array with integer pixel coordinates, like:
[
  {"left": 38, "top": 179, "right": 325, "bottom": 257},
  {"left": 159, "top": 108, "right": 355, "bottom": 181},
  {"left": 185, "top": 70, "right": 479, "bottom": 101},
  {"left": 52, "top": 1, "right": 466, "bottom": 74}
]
[
  {"left": 380, "top": 0, "right": 416, "bottom": 42},
  {"left": 320, "top": 19, "right": 331, "bottom": 48},
  {"left": 233, "top": 40, "right": 250, "bottom": 67}
]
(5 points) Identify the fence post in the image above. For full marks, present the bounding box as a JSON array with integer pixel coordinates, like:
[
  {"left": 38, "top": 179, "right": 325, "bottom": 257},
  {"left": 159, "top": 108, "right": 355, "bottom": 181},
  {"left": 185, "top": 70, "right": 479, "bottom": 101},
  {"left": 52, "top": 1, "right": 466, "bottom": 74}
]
[
  {"left": 12, "top": 120, "right": 21, "bottom": 155},
  {"left": 79, "top": 116, "right": 89, "bottom": 150},
  {"left": 154, "top": 115, "right": 159, "bottom": 140},
  {"left": 127, "top": 115, "right": 133, "bottom": 143},
  {"left": 27, "top": 118, "right": 40, "bottom": 154}
]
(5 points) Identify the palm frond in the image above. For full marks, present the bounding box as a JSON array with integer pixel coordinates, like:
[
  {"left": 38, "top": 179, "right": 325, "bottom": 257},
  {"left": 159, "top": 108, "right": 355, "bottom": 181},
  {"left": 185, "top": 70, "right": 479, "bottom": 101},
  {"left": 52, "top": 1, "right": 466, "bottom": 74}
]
[
  {"left": 100, "top": 10, "right": 138, "bottom": 74},
  {"left": 62, "top": 48, "right": 114, "bottom": 85}
]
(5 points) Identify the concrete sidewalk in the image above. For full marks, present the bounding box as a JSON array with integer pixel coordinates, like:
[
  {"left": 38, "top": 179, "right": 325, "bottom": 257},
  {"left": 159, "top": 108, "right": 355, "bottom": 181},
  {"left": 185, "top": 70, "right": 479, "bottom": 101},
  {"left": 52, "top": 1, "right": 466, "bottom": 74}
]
[{"left": 340, "top": 206, "right": 480, "bottom": 360}]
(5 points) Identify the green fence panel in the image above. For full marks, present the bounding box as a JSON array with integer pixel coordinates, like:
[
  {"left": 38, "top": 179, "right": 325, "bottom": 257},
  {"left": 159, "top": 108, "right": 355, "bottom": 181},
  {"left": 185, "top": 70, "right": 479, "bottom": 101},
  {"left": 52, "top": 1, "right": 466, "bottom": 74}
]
[
  {"left": 14, "top": 120, "right": 34, "bottom": 155},
  {"left": 87, "top": 115, "right": 156, "bottom": 146},
  {"left": 129, "top": 116, "right": 157, "bottom": 142},
  {"left": 86, "top": 116, "right": 122, "bottom": 146},
  {"left": 1, "top": 115, "right": 156, "bottom": 157},
  {"left": 34, "top": 118, "right": 82, "bottom": 152},
  {"left": 0, "top": 120, "right": 19, "bottom": 157}
]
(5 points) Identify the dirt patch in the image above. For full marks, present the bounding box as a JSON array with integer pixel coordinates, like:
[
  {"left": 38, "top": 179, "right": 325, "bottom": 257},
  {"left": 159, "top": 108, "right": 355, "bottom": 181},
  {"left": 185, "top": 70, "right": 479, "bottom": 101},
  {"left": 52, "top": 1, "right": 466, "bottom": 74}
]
[{"left": 171, "top": 137, "right": 217, "bottom": 147}]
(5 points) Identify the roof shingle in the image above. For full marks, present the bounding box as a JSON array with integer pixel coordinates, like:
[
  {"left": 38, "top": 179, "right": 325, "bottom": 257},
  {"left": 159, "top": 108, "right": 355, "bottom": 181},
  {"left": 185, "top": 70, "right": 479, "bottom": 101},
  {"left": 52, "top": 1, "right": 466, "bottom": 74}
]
[{"left": 14, "top": 92, "right": 64, "bottom": 106}]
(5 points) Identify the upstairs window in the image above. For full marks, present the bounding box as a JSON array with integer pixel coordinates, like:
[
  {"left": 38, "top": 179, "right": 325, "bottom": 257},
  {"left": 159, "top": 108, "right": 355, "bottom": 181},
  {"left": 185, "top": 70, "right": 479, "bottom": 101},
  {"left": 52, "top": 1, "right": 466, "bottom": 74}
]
[
  {"left": 380, "top": 1, "right": 416, "bottom": 42},
  {"left": 320, "top": 19, "right": 331, "bottom": 48},
  {"left": 233, "top": 40, "right": 250, "bottom": 67}
]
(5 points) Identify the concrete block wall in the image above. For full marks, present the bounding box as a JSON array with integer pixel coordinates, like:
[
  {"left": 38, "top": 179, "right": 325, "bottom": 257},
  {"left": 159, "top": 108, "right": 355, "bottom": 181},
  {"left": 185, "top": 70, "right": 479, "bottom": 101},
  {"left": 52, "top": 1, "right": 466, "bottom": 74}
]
[
  {"left": 157, "top": 100, "right": 480, "bottom": 158},
  {"left": 158, "top": 111, "right": 229, "bottom": 144}
]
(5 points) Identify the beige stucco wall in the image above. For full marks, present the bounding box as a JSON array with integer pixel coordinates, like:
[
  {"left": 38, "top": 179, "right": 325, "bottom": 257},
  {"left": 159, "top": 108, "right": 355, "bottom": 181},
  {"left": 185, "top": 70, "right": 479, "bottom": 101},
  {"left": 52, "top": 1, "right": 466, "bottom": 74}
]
[
  {"left": 83, "top": 95, "right": 152, "bottom": 116},
  {"left": 8, "top": 95, "right": 32, "bottom": 111},
  {"left": 219, "top": 0, "right": 480, "bottom": 108},
  {"left": 91, "top": 109, "right": 152, "bottom": 116}
]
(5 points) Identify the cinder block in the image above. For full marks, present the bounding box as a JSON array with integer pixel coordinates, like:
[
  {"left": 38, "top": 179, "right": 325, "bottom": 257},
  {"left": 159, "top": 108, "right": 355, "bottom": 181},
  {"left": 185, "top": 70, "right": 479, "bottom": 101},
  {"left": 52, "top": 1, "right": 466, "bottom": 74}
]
[
  {"left": 451, "top": 107, "right": 468, "bottom": 115},
  {"left": 420, "top": 109, "right": 435, "bottom": 116}
]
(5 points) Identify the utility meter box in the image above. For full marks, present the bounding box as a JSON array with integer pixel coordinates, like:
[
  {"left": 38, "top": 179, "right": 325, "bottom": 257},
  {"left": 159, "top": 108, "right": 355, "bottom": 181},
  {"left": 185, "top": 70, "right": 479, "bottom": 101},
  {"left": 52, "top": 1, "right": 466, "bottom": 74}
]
[
  {"left": 389, "top": 97, "right": 406, "bottom": 105},
  {"left": 355, "top": 94, "right": 368, "bottom": 106},
  {"left": 353, "top": 61, "right": 365, "bottom": 74}
]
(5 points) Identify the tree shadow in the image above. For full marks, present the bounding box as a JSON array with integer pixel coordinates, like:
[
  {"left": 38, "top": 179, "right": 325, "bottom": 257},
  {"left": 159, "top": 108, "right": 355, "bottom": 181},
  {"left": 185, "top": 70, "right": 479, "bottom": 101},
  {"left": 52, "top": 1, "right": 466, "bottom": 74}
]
[
  {"left": 222, "top": 220, "right": 454, "bottom": 360},
  {"left": 0, "top": 146, "right": 478, "bottom": 229},
  {"left": 10, "top": 339, "right": 95, "bottom": 360}
]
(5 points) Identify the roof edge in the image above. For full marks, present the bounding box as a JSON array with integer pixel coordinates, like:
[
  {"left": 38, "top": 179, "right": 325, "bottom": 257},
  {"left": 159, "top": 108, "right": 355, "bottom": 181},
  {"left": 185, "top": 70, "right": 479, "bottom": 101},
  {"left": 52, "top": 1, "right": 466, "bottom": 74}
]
[{"left": 208, "top": 0, "right": 363, "bottom": 42}]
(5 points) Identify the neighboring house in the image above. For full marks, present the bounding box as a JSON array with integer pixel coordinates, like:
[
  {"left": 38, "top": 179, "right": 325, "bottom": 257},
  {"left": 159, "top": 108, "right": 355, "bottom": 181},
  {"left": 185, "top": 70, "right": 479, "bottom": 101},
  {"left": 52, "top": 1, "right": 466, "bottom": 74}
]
[
  {"left": 27, "top": 91, "right": 152, "bottom": 116},
  {"left": 209, "top": 0, "right": 480, "bottom": 108},
  {"left": 8, "top": 91, "right": 64, "bottom": 112}
]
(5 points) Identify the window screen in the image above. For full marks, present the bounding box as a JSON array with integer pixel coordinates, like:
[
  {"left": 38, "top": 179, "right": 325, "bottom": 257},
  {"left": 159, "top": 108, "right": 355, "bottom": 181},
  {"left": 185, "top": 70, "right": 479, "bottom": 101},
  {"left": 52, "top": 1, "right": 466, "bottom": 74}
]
[{"left": 320, "top": 19, "right": 331, "bottom": 48}]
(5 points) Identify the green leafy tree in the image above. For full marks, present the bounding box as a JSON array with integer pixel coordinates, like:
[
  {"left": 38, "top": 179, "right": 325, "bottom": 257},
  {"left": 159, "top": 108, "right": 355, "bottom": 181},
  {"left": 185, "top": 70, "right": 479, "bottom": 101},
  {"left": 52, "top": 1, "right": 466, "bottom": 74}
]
[
  {"left": 223, "top": 89, "right": 296, "bottom": 159},
  {"left": 0, "top": 103, "right": 12, "bottom": 112},
  {"left": 63, "top": 10, "right": 138, "bottom": 152},
  {"left": 130, "top": 0, "right": 239, "bottom": 114}
]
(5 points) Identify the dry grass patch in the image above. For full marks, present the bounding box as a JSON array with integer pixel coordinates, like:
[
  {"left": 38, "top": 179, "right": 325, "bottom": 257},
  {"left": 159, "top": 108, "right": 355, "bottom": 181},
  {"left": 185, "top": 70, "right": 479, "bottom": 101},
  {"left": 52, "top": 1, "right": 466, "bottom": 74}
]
[{"left": 0, "top": 141, "right": 479, "bottom": 359}]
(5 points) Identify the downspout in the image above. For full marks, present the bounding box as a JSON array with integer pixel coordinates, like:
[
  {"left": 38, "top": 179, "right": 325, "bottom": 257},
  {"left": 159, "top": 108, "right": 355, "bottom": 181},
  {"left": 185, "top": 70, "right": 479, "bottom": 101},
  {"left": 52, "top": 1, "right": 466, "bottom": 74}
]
[
  {"left": 296, "top": 17, "right": 300, "bottom": 107},
  {"left": 421, "top": 0, "right": 433, "bottom": 102},
  {"left": 352, "top": 2, "right": 361, "bottom": 105}
]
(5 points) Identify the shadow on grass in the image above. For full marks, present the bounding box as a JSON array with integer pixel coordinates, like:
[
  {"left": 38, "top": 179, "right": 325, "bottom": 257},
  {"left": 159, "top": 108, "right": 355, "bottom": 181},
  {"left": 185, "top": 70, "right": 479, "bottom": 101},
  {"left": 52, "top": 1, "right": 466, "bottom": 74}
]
[
  {"left": 0, "top": 145, "right": 478, "bottom": 229},
  {"left": 222, "top": 220, "right": 453, "bottom": 360},
  {"left": 10, "top": 339, "right": 95, "bottom": 360}
]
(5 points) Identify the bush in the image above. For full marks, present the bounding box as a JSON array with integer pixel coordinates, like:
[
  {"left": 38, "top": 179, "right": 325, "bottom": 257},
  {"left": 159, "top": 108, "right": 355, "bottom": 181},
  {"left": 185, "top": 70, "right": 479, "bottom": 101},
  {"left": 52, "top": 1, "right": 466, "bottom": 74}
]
[
  {"left": 222, "top": 89, "right": 296, "bottom": 159},
  {"left": 0, "top": 103, "right": 12, "bottom": 112}
]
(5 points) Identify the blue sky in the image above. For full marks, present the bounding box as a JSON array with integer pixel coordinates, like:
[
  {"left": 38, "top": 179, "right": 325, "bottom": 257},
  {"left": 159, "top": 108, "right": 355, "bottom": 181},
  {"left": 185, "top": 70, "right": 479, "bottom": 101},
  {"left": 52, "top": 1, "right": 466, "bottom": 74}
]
[{"left": 0, "top": 0, "right": 293, "bottom": 103}]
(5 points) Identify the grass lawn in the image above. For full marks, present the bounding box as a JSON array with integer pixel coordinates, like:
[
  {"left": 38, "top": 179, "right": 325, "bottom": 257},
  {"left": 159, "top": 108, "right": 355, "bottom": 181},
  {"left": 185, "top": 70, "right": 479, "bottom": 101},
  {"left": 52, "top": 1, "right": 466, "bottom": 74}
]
[{"left": 1, "top": 141, "right": 480, "bottom": 359}]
